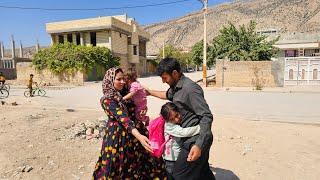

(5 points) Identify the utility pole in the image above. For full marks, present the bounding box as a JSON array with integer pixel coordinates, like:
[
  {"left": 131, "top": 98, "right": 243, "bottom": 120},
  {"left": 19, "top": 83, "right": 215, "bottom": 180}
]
[
  {"left": 36, "top": 39, "right": 40, "bottom": 53},
  {"left": 199, "top": 0, "right": 208, "bottom": 87},
  {"left": 19, "top": 41, "right": 23, "bottom": 58},
  {"left": 162, "top": 40, "right": 165, "bottom": 59},
  {"left": 11, "top": 35, "right": 16, "bottom": 58}
]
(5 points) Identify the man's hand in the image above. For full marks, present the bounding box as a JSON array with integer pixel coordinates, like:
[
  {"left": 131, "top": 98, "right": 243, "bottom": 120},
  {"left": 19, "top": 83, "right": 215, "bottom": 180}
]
[
  {"left": 143, "top": 86, "right": 151, "bottom": 96},
  {"left": 187, "top": 145, "right": 201, "bottom": 162}
]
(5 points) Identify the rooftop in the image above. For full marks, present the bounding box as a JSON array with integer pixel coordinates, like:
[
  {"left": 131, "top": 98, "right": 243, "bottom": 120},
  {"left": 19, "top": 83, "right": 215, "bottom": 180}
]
[{"left": 45, "top": 14, "right": 149, "bottom": 39}]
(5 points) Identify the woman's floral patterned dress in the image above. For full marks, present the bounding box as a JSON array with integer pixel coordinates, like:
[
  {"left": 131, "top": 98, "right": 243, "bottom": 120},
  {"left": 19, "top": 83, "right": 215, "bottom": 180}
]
[{"left": 92, "top": 96, "right": 167, "bottom": 180}]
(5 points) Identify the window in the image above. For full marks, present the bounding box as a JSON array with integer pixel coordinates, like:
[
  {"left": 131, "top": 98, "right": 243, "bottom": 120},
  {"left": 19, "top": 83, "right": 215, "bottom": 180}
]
[
  {"left": 58, "top": 35, "right": 64, "bottom": 44},
  {"left": 76, "top": 33, "right": 81, "bottom": 45},
  {"left": 128, "top": 36, "right": 131, "bottom": 44},
  {"left": 90, "top": 32, "right": 96, "bottom": 46},
  {"left": 289, "top": 69, "right": 293, "bottom": 80},
  {"left": 133, "top": 45, "right": 137, "bottom": 55},
  {"left": 301, "top": 69, "right": 305, "bottom": 80},
  {"left": 285, "top": 50, "right": 297, "bottom": 57},
  {"left": 139, "top": 40, "right": 146, "bottom": 57},
  {"left": 67, "top": 34, "right": 73, "bottom": 43},
  {"left": 313, "top": 69, "right": 318, "bottom": 80},
  {"left": 3, "top": 60, "right": 13, "bottom": 69},
  {"left": 119, "top": 33, "right": 122, "bottom": 38}
]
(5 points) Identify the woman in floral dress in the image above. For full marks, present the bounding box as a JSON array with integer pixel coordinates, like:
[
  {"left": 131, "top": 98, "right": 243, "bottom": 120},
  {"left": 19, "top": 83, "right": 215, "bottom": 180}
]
[{"left": 93, "top": 67, "right": 167, "bottom": 180}]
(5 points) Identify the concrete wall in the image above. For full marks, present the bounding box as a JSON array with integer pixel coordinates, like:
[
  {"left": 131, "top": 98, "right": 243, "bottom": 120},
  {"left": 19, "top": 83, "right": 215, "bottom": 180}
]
[
  {"left": 46, "top": 16, "right": 113, "bottom": 33},
  {"left": 0, "top": 57, "right": 32, "bottom": 79},
  {"left": 216, "top": 60, "right": 284, "bottom": 87},
  {"left": 271, "top": 58, "right": 285, "bottom": 87},
  {"left": 16, "top": 62, "right": 85, "bottom": 86}
]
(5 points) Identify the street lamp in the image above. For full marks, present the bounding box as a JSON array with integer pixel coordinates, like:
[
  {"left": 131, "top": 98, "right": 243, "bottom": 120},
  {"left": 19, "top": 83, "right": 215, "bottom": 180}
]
[{"left": 198, "top": 0, "right": 208, "bottom": 87}]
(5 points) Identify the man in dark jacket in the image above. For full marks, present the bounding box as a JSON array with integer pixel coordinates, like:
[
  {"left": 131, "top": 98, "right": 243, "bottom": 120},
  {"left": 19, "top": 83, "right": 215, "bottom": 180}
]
[{"left": 147, "top": 57, "right": 215, "bottom": 180}]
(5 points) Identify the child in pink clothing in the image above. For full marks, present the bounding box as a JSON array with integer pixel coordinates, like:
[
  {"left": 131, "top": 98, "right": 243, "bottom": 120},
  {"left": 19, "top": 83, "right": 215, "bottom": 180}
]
[{"left": 123, "top": 69, "right": 150, "bottom": 126}]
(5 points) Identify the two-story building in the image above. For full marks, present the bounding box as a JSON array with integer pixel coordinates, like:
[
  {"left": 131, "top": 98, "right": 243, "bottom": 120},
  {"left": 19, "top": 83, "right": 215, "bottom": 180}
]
[
  {"left": 274, "top": 33, "right": 320, "bottom": 57},
  {"left": 46, "top": 14, "right": 150, "bottom": 76},
  {"left": 258, "top": 30, "right": 320, "bottom": 86}
]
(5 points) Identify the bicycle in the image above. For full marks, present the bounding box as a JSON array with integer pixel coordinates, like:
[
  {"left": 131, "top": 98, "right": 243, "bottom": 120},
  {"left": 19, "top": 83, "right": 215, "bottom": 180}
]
[
  {"left": 0, "top": 83, "right": 10, "bottom": 91},
  {"left": 0, "top": 86, "right": 9, "bottom": 99},
  {"left": 24, "top": 83, "right": 46, "bottom": 97}
]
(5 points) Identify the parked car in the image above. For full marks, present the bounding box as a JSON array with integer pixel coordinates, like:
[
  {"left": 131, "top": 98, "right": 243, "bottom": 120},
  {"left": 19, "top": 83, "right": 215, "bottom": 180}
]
[{"left": 186, "top": 67, "right": 195, "bottom": 72}]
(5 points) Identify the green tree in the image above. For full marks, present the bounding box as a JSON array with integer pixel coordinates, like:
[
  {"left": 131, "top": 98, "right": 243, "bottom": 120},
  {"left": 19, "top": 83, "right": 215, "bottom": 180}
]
[
  {"left": 33, "top": 42, "right": 119, "bottom": 74},
  {"left": 189, "top": 40, "right": 216, "bottom": 67},
  {"left": 212, "top": 21, "right": 279, "bottom": 61},
  {"left": 157, "top": 44, "right": 191, "bottom": 70}
]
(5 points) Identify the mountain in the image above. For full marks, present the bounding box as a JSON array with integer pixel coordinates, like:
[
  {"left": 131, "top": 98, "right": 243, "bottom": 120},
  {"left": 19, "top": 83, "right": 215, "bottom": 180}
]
[{"left": 144, "top": 0, "right": 320, "bottom": 55}]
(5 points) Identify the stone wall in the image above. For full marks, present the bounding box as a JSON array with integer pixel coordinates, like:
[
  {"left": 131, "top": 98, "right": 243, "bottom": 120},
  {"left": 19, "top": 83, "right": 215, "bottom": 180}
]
[
  {"left": 16, "top": 62, "right": 85, "bottom": 86},
  {"left": 216, "top": 60, "right": 284, "bottom": 87}
]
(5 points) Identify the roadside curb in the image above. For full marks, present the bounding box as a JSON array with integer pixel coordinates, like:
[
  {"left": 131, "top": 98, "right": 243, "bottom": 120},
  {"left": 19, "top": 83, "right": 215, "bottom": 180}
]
[{"left": 204, "top": 87, "right": 320, "bottom": 94}]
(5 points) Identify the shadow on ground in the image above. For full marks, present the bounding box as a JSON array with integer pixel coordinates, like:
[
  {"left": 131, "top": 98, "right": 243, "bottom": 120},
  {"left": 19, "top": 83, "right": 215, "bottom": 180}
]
[{"left": 211, "top": 166, "right": 239, "bottom": 180}]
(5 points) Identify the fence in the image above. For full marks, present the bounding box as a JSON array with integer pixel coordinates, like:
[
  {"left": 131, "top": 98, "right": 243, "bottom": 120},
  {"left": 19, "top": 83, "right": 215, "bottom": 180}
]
[{"left": 284, "top": 57, "right": 320, "bottom": 86}]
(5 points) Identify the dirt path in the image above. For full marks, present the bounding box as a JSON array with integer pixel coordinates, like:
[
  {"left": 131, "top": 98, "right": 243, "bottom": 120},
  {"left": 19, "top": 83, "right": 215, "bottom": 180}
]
[
  {"left": 1, "top": 71, "right": 320, "bottom": 179},
  {"left": 1, "top": 102, "right": 319, "bottom": 179}
]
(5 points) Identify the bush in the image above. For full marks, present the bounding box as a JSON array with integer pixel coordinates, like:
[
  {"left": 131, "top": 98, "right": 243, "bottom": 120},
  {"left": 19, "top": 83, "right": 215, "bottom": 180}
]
[
  {"left": 33, "top": 43, "right": 120, "bottom": 74},
  {"left": 251, "top": 65, "right": 266, "bottom": 90}
]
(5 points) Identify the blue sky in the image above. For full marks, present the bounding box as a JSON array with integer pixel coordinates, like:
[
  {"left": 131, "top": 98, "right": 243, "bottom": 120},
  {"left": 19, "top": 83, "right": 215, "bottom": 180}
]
[{"left": 0, "top": 0, "right": 229, "bottom": 48}]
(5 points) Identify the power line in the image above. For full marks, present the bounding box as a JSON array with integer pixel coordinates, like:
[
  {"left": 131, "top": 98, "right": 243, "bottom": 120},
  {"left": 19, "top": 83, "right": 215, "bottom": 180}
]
[{"left": 0, "top": 0, "right": 193, "bottom": 11}]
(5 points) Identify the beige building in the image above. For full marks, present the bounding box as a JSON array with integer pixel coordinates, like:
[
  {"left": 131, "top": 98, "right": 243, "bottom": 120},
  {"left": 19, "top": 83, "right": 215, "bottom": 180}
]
[
  {"left": 46, "top": 14, "right": 150, "bottom": 75},
  {"left": 270, "top": 33, "right": 320, "bottom": 86}
]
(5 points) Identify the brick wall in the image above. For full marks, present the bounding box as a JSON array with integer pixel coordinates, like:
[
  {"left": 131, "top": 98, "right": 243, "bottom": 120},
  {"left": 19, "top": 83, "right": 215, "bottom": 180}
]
[
  {"left": 116, "top": 54, "right": 130, "bottom": 72},
  {"left": 16, "top": 62, "right": 85, "bottom": 86},
  {"left": 96, "top": 31, "right": 111, "bottom": 48},
  {"left": 216, "top": 60, "right": 284, "bottom": 87},
  {"left": 111, "top": 31, "right": 128, "bottom": 54}
]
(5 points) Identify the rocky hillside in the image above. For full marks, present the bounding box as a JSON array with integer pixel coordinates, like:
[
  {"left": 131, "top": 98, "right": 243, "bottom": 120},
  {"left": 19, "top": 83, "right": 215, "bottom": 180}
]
[
  {"left": 145, "top": 0, "right": 320, "bottom": 54},
  {"left": 3, "top": 46, "right": 46, "bottom": 59}
]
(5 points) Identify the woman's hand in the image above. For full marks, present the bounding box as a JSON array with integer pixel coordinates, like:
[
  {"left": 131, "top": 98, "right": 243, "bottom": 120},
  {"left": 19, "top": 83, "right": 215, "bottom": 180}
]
[
  {"left": 137, "top": 134, "right": 153, "bottom": 153},
  {"left": 131, "top": 128, "right": 153, "bottom": 153}
]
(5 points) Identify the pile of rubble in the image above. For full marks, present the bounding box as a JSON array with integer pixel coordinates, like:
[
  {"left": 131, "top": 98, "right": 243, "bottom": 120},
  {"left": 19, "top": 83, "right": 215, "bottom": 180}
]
[{"left": 60, "top": 117, "right": 108, "bottom": 141}]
